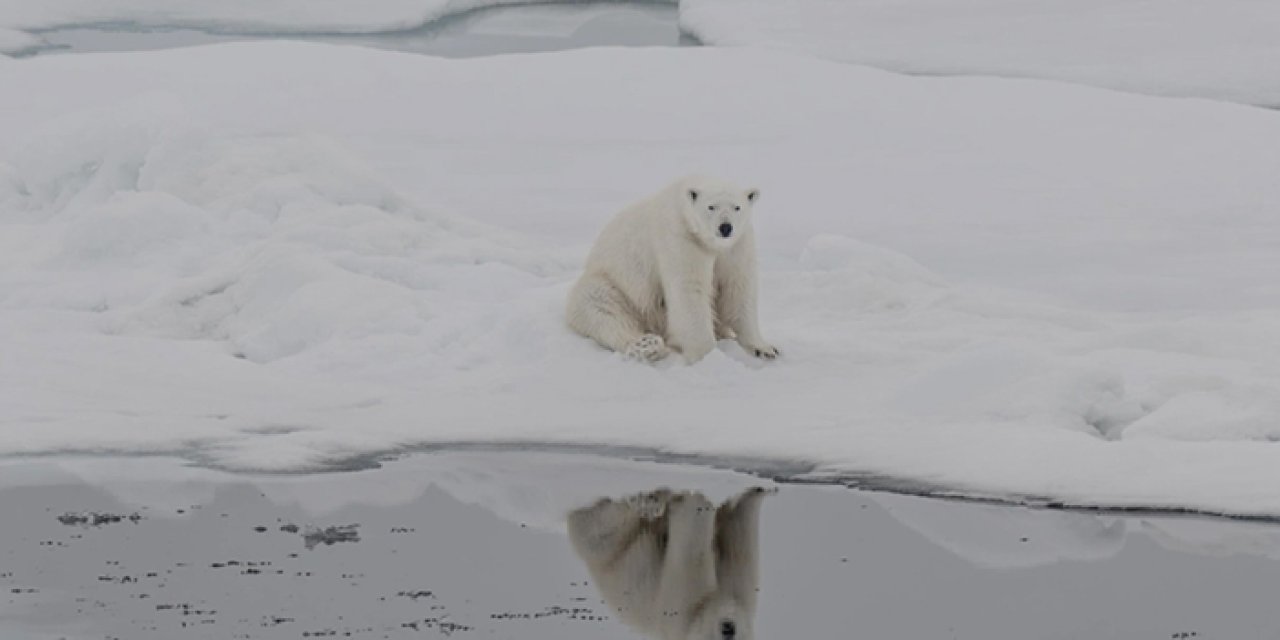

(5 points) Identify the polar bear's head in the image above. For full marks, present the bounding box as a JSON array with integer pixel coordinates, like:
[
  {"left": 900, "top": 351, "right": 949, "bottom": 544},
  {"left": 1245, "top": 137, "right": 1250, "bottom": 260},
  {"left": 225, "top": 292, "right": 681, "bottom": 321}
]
[{"left": 681, "top": 179, "right": 759, "bottom": 252}]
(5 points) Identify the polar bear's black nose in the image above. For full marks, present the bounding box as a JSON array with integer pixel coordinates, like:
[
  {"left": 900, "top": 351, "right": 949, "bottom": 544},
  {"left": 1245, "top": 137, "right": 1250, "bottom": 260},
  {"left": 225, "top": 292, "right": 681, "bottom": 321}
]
[
  {"left": 721, "top": 620, "right": 736, "bottom": 638},
  {"left": 718, "top": 223, "right": 733, "bottom": 238}
]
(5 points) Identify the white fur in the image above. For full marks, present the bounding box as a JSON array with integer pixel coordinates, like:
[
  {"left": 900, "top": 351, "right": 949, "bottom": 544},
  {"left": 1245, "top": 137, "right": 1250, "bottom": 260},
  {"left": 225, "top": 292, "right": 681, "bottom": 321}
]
[
  {"left": 566, "top": 175, "right": 777, "bottom": 364},
  {"left": 568, "top": 488, "right": 769, "bottom": 640}
]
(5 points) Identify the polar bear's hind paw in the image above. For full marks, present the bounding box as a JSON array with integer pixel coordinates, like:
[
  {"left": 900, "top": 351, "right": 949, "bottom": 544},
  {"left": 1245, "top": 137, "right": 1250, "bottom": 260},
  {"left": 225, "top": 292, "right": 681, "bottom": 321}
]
[
  {"left": 625, "top": 334, "right": 669, "bottom": 362},
  {"left": 625, "top": 489, "right": 672, "bottom": 519}
]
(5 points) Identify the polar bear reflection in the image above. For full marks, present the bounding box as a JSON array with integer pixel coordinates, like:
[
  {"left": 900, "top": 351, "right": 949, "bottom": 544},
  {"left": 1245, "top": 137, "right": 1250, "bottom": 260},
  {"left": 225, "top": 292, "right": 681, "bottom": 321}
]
[{"left": 568, "top": 487, "right": 769, "bottom": 640}]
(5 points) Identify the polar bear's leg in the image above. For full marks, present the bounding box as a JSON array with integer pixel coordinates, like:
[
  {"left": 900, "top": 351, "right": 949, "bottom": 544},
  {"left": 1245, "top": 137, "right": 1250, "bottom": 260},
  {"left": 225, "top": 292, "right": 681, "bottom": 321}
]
[
  {"left": 715, "top": 239, "right": 779, "bottom": 360},
  {"left": 568, "top": 275, "right": 669, "bottom": 361},
  {"left": 660, "top": 254, "right": 718, "bottom": 364},
  {"left": 714, "top": 487, "right": 771, "bottom": 611},
  {"left": 656, "top": 492, "right": 718, "bottom": 617}
]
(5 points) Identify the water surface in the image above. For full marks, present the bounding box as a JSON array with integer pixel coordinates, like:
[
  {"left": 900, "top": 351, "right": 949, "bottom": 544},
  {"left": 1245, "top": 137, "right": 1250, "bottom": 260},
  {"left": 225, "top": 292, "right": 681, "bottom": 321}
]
[{"left": 1, "top": 452, "right": 1276, "bottom": 639}]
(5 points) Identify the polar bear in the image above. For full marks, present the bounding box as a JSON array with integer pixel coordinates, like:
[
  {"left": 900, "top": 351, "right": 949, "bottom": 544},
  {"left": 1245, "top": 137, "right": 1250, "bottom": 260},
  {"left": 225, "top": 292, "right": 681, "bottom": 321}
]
[
  {"left": 567, "top": 487, "right": 770, "bottom": 640},
  {"left": 566, "top": 175, "right": 778, "bottom": 364}
]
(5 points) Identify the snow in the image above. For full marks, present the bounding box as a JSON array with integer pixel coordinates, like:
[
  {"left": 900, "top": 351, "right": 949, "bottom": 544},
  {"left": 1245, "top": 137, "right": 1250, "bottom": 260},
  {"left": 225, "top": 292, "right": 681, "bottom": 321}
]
[
  {"left": 679, "top": 0, "right": 1280, "bottom": 107},
  {"left": 3, "top": 42, "right": 1280, "bottom": 517}
]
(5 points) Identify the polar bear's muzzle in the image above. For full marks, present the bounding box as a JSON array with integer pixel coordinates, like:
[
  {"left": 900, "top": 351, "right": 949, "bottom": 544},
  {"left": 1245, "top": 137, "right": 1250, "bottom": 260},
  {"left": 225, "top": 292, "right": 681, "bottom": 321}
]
[
  {"left": 717, "top": 223, "right": 734, "bottom": 238},
  {"left": 721, "top": 620, "right": 737, "bottom": 638}
]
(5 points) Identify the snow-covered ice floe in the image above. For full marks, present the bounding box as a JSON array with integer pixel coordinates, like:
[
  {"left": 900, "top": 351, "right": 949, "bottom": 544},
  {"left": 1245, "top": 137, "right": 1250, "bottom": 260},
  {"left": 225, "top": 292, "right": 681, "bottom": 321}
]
[
  {"left": 680, "top": 0, "right": 1280, "bottom": 107},
  {"left": 2, "top": 43, "right": 1280, "bottom": 517},
  {"left": 5, "top": 0, "right": 1278, "bottom": 108}
]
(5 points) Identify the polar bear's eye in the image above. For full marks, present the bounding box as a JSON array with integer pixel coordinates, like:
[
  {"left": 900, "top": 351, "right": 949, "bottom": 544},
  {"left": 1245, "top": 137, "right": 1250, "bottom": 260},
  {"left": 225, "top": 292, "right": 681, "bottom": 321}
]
[
  {"left": 708, "top": 205, "right": 717, "bottom": 211},
  {"left": 734, "top": 205, "right": 741, "bottom": 211}
]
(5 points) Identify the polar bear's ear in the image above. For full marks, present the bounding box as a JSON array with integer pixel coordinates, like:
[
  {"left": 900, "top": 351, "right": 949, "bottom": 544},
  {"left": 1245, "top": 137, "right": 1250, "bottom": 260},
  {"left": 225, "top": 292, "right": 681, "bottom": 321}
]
[
  {"left": 687, "top": 189, "right": 699, "bottom": 203},
  {"left": 746, "top": 188, "right": 760, "bottom": 203}
]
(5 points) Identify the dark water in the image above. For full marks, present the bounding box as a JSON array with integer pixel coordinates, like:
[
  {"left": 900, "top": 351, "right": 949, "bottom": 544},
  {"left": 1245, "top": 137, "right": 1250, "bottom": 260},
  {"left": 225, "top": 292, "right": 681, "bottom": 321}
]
[
  {"left": 23, "top": 3, "right": 692, "bottom": 58},
  {"left": 2, "top": 452, "right": 1278, "bottom": 640}
]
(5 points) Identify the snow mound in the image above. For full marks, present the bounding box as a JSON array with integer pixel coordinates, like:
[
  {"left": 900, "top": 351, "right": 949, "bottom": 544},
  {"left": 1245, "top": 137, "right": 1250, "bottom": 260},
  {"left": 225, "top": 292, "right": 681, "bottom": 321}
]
[
  {"left": 3, "top": 95, "right": 562, "bottom": 368},
  {"left": 680, "top": 0, "right": 1280, "bottom": 107}
]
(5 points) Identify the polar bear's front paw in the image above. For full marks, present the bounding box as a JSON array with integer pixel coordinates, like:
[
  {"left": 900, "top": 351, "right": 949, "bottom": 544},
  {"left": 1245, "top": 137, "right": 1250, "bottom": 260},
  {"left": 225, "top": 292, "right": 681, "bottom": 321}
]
[
  {"left": 714, "top": 322, "right": 737, "bottom": 341},
  {"left": 746, "top": 343, "right": 780, "bottom": 360},
  {"left": 624, "top": 334, "right": 669, "bottom": 362}
]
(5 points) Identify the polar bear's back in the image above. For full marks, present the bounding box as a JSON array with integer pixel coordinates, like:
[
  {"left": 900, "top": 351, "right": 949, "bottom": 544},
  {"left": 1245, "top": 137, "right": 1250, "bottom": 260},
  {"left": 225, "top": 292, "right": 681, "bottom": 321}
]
[{"left": 580, "top": 188, "right": 677, "bottom": 320}]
